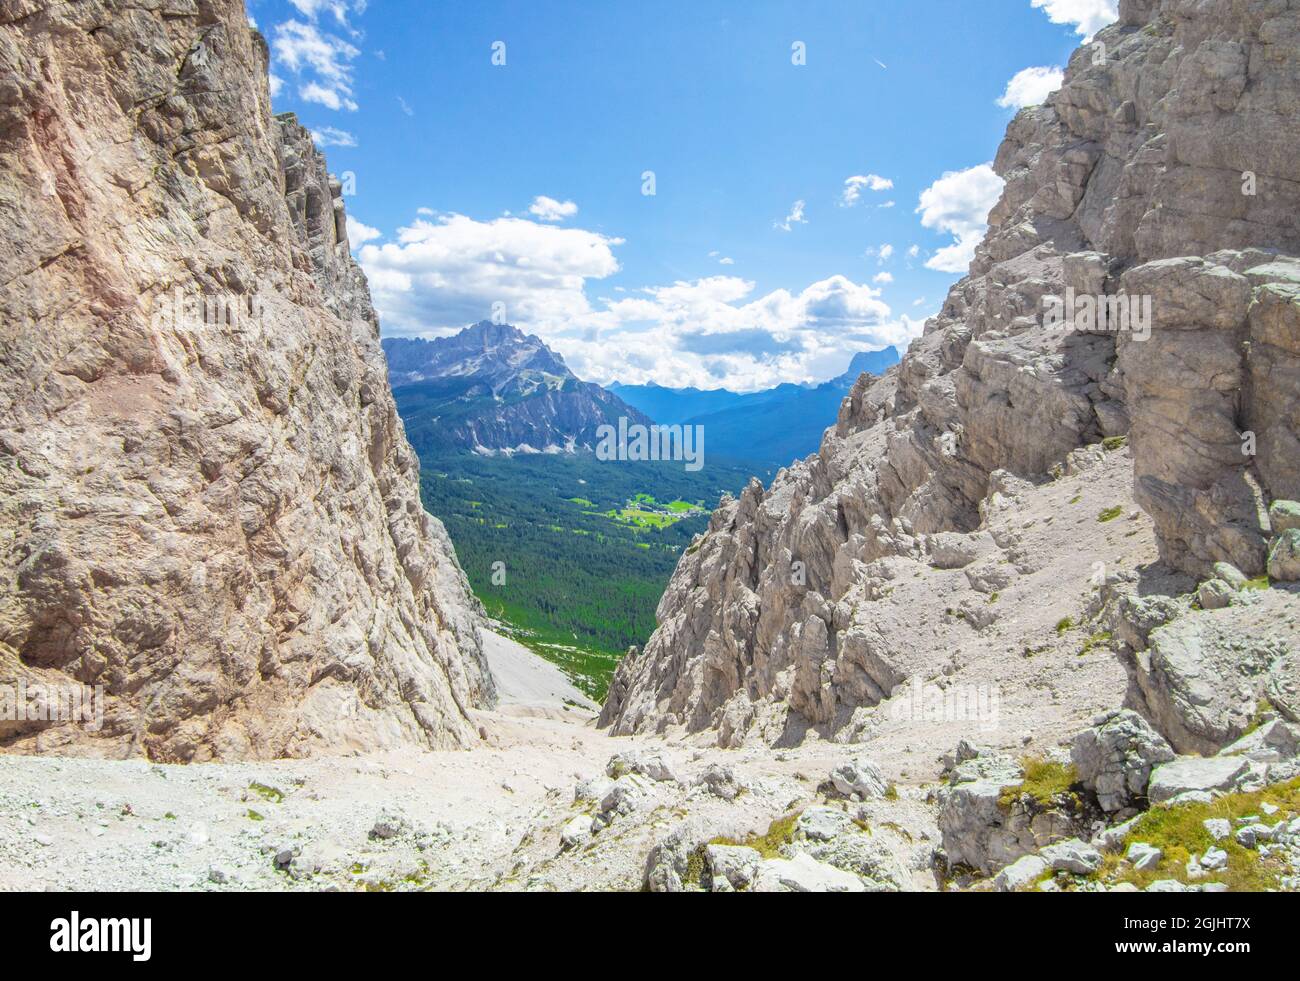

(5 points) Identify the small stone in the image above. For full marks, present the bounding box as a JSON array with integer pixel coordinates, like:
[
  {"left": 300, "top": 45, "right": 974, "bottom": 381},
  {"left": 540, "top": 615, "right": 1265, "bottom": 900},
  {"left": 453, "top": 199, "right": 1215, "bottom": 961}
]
[
  {"left": 705, "top": 844, "right": 762, "bottom": 892},
  {"left": 1234, "top": 824, "right": 1273, "bottom": 849},
  {"left": 1200, "top": 847, "right": 1229, "bottom": 871},
  {"left": 1203, "top": 818, "right": 1231, "bottom": 841},
  {"left": 560, "top": 815, "right": 594, "bottom": 849},
  {"left": 1197, "top": 579, "right": 1234, "bottom": 610},
  {"left": 1126, "top": 842, "right": 1162, "bottom": 871},
  {"left": 369, "top": 813, "right": 409, "bottom": 840},
  {"left": 208, "top": 866, "right": 230, "bottom": 884},
  {"left": 994, "top": 855, "right": 1048, "bottom": 892},
  {"left": 1146, "top": 879, "right": 1188, "bottom": 892},
  {"left": 1040, "top": 838, "right": 1103, "bottom": 874},
  {"left": 695, "top": 764, "right": 741, "bottom": 801},
  {"left": 1269, "top": 500, "right": 1300, "bottom": 536},
  {"left": 273, "top": 846, "right": 298, "bottom": 868},
  {"left": 574, "top": 775, "right": 615, "bottom": 804},
  {"left": 795, "top": 806, "right": 856, "bottom": 843},
  {"left": 1095, "top": 815, "right": 1141, "bottom": 852},
  {"left": 1212, "top": 562, "right": 1249, "bottom": 589},
  {"left": 829, "top": 758, "right": 888, "bottom": 800}
]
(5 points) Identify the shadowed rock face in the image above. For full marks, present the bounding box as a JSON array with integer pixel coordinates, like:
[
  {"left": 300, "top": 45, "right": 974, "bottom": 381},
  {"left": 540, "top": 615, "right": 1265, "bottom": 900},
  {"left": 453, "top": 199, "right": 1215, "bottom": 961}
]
[
  {"left": 601, "top": 0, "right": 1300, "bottom": 744},
  {"left": 0, "top": 1, "right": 494, "bottom": 760}
]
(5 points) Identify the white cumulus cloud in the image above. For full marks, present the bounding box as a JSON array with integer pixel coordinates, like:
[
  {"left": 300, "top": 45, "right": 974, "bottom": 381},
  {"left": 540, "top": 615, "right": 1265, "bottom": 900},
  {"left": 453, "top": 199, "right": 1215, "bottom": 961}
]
[
  {"left": 358, "top": 213, "right": 622, "bottom": 336},
  {"left": 359, "top": 210, "right": 923, "bottom": 392},
  {"left": 1030, "top": 0, "right": 1118, "bottom": 41},
  {"left": 997, "top": 65, "right": 1065, "bottom": 109},
  {"left": 916, "top": 163, "right": 1005, "bottom": 274},
  {"left": 346, "top": 216, "right": 381, "bottom": 248}
]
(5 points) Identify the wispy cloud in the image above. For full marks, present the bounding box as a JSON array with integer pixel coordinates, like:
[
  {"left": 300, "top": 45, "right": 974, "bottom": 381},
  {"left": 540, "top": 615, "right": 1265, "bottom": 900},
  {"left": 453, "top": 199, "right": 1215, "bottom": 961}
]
[
  {"left": 272, "top": 20, "right": 361, "bottom": 111},
  {"left": 310, "top": 125, "right": 356, "bottom": 147},
  {"left": 841, "top": 174, "right": 894, "bottom": 207},
  {"left": 528, "top": 196, "right": 579, "bottom": 223},
  {"left": 774, "top": 199, "right": 807, "bottom": 232}
]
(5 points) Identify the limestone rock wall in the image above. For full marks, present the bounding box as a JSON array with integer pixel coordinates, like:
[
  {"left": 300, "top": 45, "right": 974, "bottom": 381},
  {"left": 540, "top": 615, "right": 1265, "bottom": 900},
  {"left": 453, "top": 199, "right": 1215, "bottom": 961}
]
[
  {"left": 0, "top": 0, "right": 494, "bottom": 760},
  {"left": 601, "top": 0, "right": 1300, "bottom": 743}
]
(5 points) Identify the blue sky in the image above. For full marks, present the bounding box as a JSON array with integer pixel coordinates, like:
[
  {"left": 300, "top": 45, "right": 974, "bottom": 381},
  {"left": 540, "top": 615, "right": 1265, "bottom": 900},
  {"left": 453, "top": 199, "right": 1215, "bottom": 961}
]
[{"left": 249, "top": 0, "right": 1118, "bottom": 391}]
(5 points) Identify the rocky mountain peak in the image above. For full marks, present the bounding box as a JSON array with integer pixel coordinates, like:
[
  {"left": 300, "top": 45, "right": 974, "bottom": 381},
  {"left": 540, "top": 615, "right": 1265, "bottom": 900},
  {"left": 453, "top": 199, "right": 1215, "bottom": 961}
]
[
  {"left": 383, "top": 323, "right": 652, "bottom": 456},
  {"left": 383, "top": 321, "right": 574, "bottom": 392}
]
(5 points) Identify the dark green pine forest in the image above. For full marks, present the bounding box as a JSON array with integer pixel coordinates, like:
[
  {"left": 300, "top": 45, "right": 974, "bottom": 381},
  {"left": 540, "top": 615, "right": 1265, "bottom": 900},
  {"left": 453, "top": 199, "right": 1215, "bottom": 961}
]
[{"left": 418, "top": 451, "right": 756, "bottom": 699}]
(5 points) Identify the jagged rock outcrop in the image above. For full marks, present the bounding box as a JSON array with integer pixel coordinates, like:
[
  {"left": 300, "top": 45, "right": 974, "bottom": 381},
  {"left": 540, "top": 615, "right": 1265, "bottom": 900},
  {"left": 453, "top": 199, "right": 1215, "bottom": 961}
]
[
  {"left": 601, "top": 0, "right": 1300, "bottom": 744},
  {"left": 0, "top": 0, "right": 494, "bottom": 759}
]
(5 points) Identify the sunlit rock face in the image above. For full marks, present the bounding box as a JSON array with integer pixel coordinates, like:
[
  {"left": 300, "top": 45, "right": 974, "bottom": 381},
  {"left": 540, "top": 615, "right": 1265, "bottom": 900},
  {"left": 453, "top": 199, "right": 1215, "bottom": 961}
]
[{"left": 0, "top": 0, "right": 494, "bottom": 760}]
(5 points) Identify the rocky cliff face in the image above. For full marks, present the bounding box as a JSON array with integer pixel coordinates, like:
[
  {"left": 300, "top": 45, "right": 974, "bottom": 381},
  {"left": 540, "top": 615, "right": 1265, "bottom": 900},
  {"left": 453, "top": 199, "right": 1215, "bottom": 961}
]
[
  {"left": 601, "top": 0, "right": 1300, "bottom": 746},
  {"left": 0, "top": 0, "right": 494, "bottom": 760}
]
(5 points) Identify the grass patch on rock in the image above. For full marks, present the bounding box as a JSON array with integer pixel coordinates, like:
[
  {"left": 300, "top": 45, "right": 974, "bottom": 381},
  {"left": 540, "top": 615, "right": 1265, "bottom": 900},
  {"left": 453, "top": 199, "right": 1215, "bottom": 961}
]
[
  {"left": 710, "top": 810, "right": 803, "bottom": 860},
  {"left": 999, "top": 757, "right": 1079, "bottom": 811},
  {"left": 1089, "top": 778, "right": 1300, "bottom": 892}
]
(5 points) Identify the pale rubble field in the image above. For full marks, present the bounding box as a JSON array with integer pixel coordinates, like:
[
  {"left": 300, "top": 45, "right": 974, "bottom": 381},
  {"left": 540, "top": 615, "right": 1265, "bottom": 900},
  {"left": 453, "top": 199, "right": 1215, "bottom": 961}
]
[{"left": 0, "top": 701, "right": 940, "bottom": 893}]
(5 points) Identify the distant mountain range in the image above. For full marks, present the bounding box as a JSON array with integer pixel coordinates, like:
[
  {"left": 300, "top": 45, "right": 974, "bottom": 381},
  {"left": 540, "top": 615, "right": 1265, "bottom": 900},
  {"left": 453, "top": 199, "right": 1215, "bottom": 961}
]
[
  {"left": 382, "top": 322, "right": 652, "bottom": 456},
  {"left": 383, "top": 323, "right": 900, "bottom": 469},
  {"left": 610, "top": 348, "right": 901, "bottom": 468}
]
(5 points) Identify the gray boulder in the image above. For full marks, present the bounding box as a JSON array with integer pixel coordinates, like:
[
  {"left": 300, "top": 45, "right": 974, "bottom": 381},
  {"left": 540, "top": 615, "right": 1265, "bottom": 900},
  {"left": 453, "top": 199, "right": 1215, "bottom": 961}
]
[
  {"left": 1219, "top": 720, "right": 1300, "bottom": 762},
  {"left": 1268, "top": 529, "right": 1300, "bottom": 582},
  {"left": 1134, "top": 607, "right": 1296, "bottom": 755},
  {"left": 1197, "top": 579, "right": 1235, "bottom": 610},
  {"left": 1147, "top": 756, "right": 1253, "bottom": 804},
  {"left": 695, "top": 763, "right": 742, "bottom": 801},
  {"left": 1071, "top": 710, "right": 1175, "bottom": 812},
  {"left": 753, "top": 852, "right": 867, "bottom": 893},
  {"left": 828, "top": 758, "right": 889, "bottom": 800},
  {"left": 1270, "top": 501, "right": 1300, "bottom": 536},
  {"left": 704, "top": 845, "right": 762, "bottom": 892}
]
